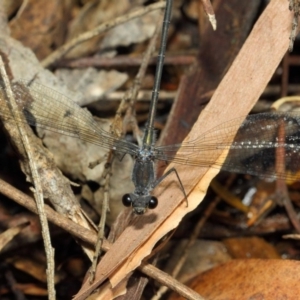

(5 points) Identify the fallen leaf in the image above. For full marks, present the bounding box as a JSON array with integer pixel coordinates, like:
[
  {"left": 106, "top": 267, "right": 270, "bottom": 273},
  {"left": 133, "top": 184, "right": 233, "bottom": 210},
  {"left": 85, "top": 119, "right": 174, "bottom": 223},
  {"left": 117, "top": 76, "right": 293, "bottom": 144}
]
[{"left": 169, "top": 259, "right": 300, "bottom": 300}]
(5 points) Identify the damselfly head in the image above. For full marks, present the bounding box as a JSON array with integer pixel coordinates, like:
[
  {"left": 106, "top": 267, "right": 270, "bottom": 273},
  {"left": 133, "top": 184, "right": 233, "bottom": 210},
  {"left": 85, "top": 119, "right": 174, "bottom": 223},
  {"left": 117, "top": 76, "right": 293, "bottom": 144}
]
[{"left": 122, "top": 193, "right": 158, "bottom": 214}]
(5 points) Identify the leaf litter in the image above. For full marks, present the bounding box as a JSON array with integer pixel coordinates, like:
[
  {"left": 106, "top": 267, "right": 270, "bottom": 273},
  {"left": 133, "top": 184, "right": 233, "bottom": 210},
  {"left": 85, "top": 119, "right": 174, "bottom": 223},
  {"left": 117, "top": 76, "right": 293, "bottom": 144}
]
[{"left": 0, "top": 1, "right": 299, "bottom": 300}]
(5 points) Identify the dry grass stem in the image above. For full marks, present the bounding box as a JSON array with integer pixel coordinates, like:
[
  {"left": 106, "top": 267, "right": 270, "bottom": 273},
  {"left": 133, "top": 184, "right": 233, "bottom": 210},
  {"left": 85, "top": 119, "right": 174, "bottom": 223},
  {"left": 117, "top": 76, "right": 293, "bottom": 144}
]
[{"left": 0, "top": 60, "right": 55, "bottom": 299}]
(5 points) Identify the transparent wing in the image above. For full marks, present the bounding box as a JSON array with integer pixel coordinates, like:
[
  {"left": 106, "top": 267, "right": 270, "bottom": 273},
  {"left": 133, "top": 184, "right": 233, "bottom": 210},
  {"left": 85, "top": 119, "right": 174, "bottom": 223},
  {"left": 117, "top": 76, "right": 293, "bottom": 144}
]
[
  {"left": 0, "top": 80, "right": 139, "bottom": 156},
  {"left": 155, "top": 112, "right": 300, "bottom": 181}
]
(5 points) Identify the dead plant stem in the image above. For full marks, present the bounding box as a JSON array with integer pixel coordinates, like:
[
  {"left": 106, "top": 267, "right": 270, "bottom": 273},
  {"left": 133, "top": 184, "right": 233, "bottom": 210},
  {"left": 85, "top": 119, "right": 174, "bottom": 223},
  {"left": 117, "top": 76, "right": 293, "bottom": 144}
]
[{"left": 0, "top": 59, "right": 56, "bottom": 300}]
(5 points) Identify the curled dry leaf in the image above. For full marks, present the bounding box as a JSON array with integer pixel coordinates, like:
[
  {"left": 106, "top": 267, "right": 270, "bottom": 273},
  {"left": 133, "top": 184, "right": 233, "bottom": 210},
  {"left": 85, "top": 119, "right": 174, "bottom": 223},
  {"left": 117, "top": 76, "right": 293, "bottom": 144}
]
[
  {"left": 55, "top": 68, "right": 128, "bottom": 106},
  {"left": 74, "top": 1, "right": 293, "bottom": 299},
  {"left": 100, "top": 10, "right": 161, "bottom": 49}
]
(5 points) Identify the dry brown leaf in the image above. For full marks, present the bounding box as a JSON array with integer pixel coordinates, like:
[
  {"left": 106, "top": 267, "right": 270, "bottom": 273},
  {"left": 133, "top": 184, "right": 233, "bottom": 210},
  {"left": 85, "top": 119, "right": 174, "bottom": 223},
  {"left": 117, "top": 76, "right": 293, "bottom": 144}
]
[
  {"left": 9, "top": 0, "right": 68, "bottom": 60},
  {"left": 169, "top": 259, "right": 300, "bottom": 300},
  {"left": 74, "top": 1, "right": 293, "bottom": 299}
]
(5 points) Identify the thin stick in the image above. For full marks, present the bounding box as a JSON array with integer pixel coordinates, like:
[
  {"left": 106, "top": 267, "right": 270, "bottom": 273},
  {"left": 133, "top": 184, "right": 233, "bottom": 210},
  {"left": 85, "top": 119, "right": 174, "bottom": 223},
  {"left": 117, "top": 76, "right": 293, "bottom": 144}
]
[
  {"left": 41, "top": 2, "right": 166, "bottom": 68},
  {"left": 140, "top": 262, "right": 206, "bottom": 300},
  {"left": 0, "top": 178, "right": 105, "bottom": 248},
  {"left": 0, "top": 59, "right": 56, "bottom": 300},
  {"left": 89, "top": 159, "right": 112, "bottom": 282},
  {"left": 0, "top": 178, "right": 205, "bottom": 300},
  {"left": 199, "top": 0, "right": 216, "bottom": 30},
  {"left": 57, "top": 54, "right": 196, "bottom": 68}
]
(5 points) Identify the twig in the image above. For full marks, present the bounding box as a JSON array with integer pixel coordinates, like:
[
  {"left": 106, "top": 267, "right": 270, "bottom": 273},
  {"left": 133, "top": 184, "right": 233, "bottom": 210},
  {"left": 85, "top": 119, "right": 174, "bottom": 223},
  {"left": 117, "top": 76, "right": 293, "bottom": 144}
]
[
  {"left": 0, "top": 178, "right": 105, "bottom": 248},
  {"left": 275, "top": 118, "right": 300, "bottom": 232},
  {"left": 140, "top": 262, "right": 206, "bottom": 300},
  {"left": 89, "top": 157, "right": 112, "bottom": 282},
  {"left": 0, "top": 178, "right": 205, "bottom": 300},
  {"left": 104, "top": 90, "right": 176, "bottom": 102},
  {"left": 5, "top": 269, "right": 26, "bottom": 300},
  {"left": 41, "top": 2, "right": 166, "bottom": 68},
  {"left": 270, "top": 97, "right": 300, "bottom": 231},
  {"left": 56, "top": 54, "right": 196, "bottom": 68},
  {"left": 0, "top": 59, "right": 55, "bottom": 299}
]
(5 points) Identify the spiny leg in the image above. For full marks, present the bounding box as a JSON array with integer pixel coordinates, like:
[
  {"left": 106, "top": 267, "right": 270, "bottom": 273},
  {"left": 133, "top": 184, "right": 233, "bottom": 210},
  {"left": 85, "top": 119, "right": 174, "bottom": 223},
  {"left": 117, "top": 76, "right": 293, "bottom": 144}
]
[{"left": 153, "top": 167, "right": 188, "bottom": 206}]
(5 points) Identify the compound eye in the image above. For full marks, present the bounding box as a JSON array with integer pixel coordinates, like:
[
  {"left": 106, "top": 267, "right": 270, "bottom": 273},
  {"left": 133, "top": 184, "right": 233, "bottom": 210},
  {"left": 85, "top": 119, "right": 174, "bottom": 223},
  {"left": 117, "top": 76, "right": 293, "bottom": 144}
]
[
  {"left": 148, "top": 196, "right": 158, "bottom": 209},
  {"left": 122, "top": 194, "right": 132, "bottom": 207}
]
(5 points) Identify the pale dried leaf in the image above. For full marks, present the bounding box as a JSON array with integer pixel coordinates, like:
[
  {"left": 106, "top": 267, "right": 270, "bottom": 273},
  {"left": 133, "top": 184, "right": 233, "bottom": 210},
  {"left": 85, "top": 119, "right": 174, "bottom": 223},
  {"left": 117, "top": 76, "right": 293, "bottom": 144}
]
[
  {"left": 100, "top": 10, "right": 161, "bottom": 49},
  {"left": 55, "top": 68, "right": 128, "bottom": 106},
  {"left": 0, "top": 34, "right": 84, "bottom": 104}
]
